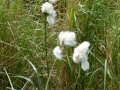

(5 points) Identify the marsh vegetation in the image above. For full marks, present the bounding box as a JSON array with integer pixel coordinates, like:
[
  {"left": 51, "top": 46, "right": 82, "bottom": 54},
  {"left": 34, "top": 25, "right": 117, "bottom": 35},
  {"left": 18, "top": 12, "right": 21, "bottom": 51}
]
[{"left": 0, "top": 0, "right": 120, "bottom": 90}]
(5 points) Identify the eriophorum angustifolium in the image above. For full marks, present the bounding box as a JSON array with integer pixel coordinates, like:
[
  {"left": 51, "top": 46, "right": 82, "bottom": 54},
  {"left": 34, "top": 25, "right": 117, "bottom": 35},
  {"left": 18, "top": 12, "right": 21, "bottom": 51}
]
[
  {"left": 49, "top": 0, "right": 58, "bottom": 3},
  {"left": 53, "top": 31, "right": 77, "bottom": 59},
  {"left": 73, "top": 41, "right": 90, "bottom": 71},
  {"left": 41, "top": 2, "right": 56, "bottom": 25},
  {"left": 58, "top": 31, "right": 77, "bottom": 46},
  {"left": 53, "top": 46, "right": 63, "bottom": 60},
  {"left": 53, "top": 32, "right": 91, "bottom": 71}
]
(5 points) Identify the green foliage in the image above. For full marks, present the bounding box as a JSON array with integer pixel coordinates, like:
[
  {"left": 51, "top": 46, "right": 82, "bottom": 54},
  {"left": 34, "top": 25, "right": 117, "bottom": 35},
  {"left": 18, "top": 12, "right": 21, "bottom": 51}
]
[{"left": 0, "top": 0, "right": 120, "bottom": 90}]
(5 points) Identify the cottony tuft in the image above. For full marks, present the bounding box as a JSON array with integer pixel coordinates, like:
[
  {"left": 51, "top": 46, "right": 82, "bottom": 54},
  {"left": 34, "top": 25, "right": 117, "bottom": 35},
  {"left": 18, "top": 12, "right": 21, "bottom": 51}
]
[
  {"left": 53, "top": 46, "right": 63, "bottom": 60},
  {"left": 73, "top": 41, "right": 90, "bottom": 71},
  {"left": 41, "top": 2, "right": 56, "bottom": 25},
  {"left": 58, "top": 31, "right": 76, "bottom": 46}
]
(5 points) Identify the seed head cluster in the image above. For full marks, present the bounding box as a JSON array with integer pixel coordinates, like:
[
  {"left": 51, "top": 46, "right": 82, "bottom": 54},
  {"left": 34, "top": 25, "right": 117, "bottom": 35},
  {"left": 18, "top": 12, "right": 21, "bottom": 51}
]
[{"left": 41, "top": 1, "right": 91, "bottom": 71}]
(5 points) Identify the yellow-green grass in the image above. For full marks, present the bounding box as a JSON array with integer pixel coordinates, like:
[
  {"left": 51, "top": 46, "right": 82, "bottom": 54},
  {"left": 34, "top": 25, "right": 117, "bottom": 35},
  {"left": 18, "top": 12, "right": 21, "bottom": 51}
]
[{"left": 0, "top": 0, "right": 120, "bottom": 90}]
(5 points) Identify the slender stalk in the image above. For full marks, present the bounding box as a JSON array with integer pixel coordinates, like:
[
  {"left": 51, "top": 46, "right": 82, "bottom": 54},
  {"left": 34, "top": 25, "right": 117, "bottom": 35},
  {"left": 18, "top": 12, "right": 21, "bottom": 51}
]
[
  {"left": 21, "top": 72, "right": 35, "bottom": 90},
  {"left": 45, "top": 59, "right": 57, "bottom": 90},
  {"left": 44, "top": 14, "right": 49, "bottom": 76},
  {"left": 4, "top": 68, "right": 14, "bottom": 90},
  {"left": 104, "top": 60, "right": 107, "bottom": 90}
]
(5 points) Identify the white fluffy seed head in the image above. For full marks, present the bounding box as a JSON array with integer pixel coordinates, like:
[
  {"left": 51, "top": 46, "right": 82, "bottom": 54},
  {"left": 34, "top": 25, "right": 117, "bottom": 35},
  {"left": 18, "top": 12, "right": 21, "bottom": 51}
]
[
  {"left": 58, "top": 31, "right": 76, "bottom": 46},
  {"left": 41, "top": 2, "right": 54, "bottom": 14},
  {"left": 53, "top": 46, "right": 63, "bottom": 60},
  {"left": 77, "top": 41, "right": 90, "bottom": 54},
  {"left": 47, "top": 16, "right": 55, "bottom": 26},
  {"left": 72, "top": 49, "right": 89, "bottom": 71},
  {"left": 46, "top": 10, "right": 56, "bottom": 26},
  {"left": 73, "top": 48, "right": 81, "bottom": 63},
  {"left": 50, "top": 10, "right": 56, "bottom": 19},
  {"left": 73, "top": 48, "right": 87, "bottom": 64},
  {"left": 81, "top": 57, "right": 89, "bottom": 71},
  {"left": 49, "top": 0, "right": 58, "bottom": 3},
  {"left": 41, "top": 2, "right": 56, "bottom": 26},
  {"left": 72, "top": 41, "right": 90, "bottom": 71}
]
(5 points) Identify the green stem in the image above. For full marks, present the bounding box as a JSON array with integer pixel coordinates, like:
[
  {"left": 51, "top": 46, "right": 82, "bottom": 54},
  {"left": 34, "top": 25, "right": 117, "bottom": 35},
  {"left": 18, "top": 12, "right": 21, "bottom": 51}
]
[
  {"left": 45, "top": 59, "right": 57, "bottom": 90},
  {"left": 4, "top": 68, "right": 15, "bottom": 90},
  {"left": 104, "top": 60, "right": 107, "bottom": 90},
  {"left": 44, "top": 14, "right": 49, "bottom": 76}
]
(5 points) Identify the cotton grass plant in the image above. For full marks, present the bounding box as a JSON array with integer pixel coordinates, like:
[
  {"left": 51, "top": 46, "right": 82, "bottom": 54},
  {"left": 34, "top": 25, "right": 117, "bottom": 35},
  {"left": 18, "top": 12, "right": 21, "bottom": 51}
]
[
  {"left": 53, "top": 31, "right": 90, "bottom": 71},
  {"left": 0, "top": 0, "right": 120, "bottom": 90},
  {"left": 41, "top": 0, "right": 56, "bottom": 79}
]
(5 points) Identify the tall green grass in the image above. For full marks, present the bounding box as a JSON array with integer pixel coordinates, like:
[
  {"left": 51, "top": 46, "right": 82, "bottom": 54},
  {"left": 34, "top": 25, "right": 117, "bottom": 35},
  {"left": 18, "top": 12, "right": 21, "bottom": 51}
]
[{"left": 0, "top": 0, "right": 120, "bottom": 90}]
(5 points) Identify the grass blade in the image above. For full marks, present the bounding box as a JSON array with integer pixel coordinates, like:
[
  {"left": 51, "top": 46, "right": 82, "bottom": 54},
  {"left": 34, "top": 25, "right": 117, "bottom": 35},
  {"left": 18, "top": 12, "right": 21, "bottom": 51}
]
[
  {"left": 12, "top": 75, "right": 36, "bottom": 89},
  {"left": 4, "top": 68, "right": 15, "bottom": 90},
  {"left": 26, "top": 59, "right": 43, "bottom": 90},
  {"left": 104, "top": 59, "right": 107, "bottom": 90}
]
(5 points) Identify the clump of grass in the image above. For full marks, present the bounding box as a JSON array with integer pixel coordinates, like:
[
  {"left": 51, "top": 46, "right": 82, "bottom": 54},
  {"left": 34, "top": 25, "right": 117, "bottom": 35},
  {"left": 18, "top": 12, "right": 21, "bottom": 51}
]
[{"left": 0, "top": 0, "right": 120, "bottom": 90}]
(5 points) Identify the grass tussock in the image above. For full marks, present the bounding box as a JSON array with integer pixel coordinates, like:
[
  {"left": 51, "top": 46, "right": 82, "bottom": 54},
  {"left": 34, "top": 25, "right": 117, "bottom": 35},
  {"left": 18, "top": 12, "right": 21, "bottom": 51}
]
[{"left": 0, "top": 0, "right": 120, "bottom": 90}]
